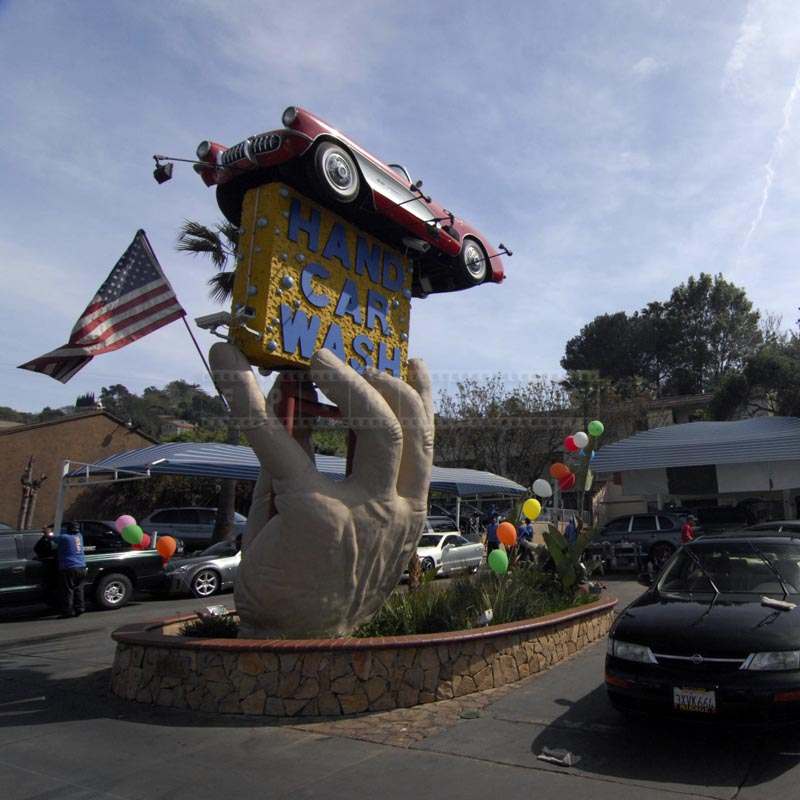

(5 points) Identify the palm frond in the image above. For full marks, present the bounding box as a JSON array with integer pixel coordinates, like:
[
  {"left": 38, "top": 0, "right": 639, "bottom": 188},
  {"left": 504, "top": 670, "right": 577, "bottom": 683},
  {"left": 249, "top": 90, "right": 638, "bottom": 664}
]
[
  {"left": 176, "top": 220, "right": 231, "bottom": 269},
  {"left": 207, "top": 271, "right": 236, "bottom": 304}
]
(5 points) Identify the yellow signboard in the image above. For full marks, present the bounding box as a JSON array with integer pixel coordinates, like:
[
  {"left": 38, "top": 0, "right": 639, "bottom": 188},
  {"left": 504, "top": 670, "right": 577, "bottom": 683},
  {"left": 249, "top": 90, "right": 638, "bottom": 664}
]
[{"left": 229, "top": 183, "right": 412, "bottom": 377}]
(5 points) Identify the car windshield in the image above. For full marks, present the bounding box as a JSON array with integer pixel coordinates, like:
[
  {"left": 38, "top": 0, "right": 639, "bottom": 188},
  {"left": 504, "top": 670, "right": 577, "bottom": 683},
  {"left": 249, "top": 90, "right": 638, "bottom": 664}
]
[
  {"left": 200, "top": 541, "right": 237, "bottom": 557},
  {"left": 428, "top": 520, "right": 456, "bottom": 532},
  {"left": 658, "top": 540, "right": 800, "bottom": 595},
  {"left": 418, "top": 534, "right": 442, "bottom": 548}
]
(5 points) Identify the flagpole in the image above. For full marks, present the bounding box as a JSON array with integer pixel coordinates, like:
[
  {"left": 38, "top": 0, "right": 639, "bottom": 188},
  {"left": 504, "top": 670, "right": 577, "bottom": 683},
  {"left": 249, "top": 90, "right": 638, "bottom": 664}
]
[{"left": 181, "top": 316, "right": 231, "bottom": 413}]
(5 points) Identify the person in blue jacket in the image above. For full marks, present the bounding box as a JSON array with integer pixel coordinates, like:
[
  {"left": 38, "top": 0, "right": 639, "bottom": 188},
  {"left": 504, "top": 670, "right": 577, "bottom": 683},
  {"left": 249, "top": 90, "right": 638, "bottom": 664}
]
[{"left": 54, "top": 522, "right": 87, "bottom": 617}]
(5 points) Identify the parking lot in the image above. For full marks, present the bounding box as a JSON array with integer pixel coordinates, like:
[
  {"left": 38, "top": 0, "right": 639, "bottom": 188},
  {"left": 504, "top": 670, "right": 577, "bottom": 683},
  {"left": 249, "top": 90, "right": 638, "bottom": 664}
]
[{"left": 2, "top": 578, "right": 800, "bottom": 800}]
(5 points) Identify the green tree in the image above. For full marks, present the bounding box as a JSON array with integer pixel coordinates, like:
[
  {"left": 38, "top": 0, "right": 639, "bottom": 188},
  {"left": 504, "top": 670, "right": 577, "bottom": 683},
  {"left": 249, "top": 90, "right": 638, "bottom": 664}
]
[{"left": 176, "top": 219, "right": 241, "bottom": 543}]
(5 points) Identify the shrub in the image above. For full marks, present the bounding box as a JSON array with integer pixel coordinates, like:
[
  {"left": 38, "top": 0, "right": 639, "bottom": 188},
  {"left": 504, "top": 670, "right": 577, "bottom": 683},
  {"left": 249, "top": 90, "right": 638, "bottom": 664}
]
[
  {"left": 180, "top": 614, "right": 240, "bottom": 639},
  {"left": 355, "top": 569, "right": 596, "bottom": 638}
]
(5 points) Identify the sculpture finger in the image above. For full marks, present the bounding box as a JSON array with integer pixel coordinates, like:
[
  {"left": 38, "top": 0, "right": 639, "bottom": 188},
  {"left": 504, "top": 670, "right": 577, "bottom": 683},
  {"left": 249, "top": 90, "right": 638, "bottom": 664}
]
[
  {"left": 309, "top": 348, "right": 402, "bottom": 498},
  {"left": 209, "top": 342, "right": 315, "bottom": 483},
  {"left": 407, "top": 359, "right": 434, "bottom": 428},
  {"left": 266, "top": 373, "right": 317, "bottom": 462},
  {"left": 362, "top": 367, "right": 433, "bottom": 501}
]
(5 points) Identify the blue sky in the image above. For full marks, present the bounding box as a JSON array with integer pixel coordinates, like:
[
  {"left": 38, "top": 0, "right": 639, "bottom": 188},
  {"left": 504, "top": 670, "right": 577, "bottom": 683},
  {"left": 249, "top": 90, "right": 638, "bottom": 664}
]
[{"left": 2, "top": 0, "right": 799, "bottom": 411}]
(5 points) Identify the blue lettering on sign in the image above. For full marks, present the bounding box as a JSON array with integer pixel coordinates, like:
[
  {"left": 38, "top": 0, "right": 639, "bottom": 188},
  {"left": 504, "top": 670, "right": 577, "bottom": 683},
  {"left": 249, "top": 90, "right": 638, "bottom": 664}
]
[
  {"left": 322, "top": 323, "right": 346, "bottom": 361},
  {"left": 280, "top": 303, "right": 320, "bottom": 358},
  {"left": 377, "top": 342, "right": 401, "bottom": 377},
  {"left": 287, "top": 198, "right": 320, "bottom": 252},
  {"left": 300, "top": 263, "right": 330, "bottom": 308},
  {"left": 334, "top": 279, "right": 362, "bottom": 324},
  {"left": 382, "top": 251, "right": 405, "bottom": 292},
  {"left": 322, "top": 223, "right": 352, "bottom": 269},
  {"left": 366, "top": 289, "right": 390, "bottom": 334},
  {"left": 355, "top": 236, "right": 382, "bottom": 284},
  {"left": 349, "top": 335, "right": 375, "bottom": 372}
]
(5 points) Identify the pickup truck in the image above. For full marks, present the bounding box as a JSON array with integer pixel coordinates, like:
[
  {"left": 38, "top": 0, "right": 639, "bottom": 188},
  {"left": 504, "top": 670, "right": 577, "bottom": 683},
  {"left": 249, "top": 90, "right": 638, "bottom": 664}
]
[{"left": 0, "top": 530, "right": 166, "bottom": 610}]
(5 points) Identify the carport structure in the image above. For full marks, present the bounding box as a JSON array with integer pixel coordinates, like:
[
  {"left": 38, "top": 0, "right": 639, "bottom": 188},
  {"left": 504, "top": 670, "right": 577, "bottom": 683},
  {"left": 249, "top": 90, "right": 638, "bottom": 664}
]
[
  {"left": 57, "top": 442, "right": 526, "bottom": 530},
  {"left": 591, "top": 416, "right": 800, "bottom": 519}
]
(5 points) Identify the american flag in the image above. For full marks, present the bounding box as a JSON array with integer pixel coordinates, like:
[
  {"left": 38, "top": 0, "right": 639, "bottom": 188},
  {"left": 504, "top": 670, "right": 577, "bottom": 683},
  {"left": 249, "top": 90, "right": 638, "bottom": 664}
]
[{"left": 19, "top": 230, "right": 185, "bottom": 383}]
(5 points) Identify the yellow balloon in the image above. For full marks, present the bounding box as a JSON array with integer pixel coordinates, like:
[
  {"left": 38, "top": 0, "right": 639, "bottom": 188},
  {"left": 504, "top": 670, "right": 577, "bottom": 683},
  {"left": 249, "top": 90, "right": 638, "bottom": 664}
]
[{"left": 522, "top": 498, "right": 542, "bottom": 520}]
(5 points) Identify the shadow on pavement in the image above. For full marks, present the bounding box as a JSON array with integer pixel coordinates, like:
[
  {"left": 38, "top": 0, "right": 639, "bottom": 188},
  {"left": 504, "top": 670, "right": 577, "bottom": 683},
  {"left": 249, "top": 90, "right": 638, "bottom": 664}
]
[{"left": 529, "top": 685, "right": 800, "bottom": 794}]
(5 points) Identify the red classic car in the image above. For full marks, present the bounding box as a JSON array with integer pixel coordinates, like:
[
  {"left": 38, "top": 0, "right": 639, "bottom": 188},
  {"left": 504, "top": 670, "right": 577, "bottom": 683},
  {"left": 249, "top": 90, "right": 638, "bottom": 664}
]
[{"left": 193, "top": 106, "right": 508, "bottom": 298}]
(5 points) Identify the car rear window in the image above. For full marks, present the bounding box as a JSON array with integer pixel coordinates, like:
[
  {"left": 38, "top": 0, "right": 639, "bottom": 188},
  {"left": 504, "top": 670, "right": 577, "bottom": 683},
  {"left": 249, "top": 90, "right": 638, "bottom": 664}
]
[
  {"left": 657, "top": 516, "right": 676, "bottom": 531},
  {"left": 631, "top": 516, "right": 656, "bottom": 532}
]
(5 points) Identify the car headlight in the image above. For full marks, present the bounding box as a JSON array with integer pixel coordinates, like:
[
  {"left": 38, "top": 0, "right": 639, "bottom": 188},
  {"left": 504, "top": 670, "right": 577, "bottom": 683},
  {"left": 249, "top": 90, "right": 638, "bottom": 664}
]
[
  {"left": 607, "top": 638, "right": 657, "bottom": 664},
  {"left": 744, "top": 651, "right": 800, "bottom": 671},
  {"left": 282, "top": 106, "right": 298, "bottom": 126},
  {"left": 196, "top": 140, "right": 212, "bottom": 160}
]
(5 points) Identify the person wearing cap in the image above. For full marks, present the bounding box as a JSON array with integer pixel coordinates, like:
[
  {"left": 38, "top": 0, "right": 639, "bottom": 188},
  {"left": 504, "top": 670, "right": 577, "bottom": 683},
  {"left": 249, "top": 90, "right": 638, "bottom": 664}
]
[
  {"left": 53, "top": 522, "right": 87, "bottom": 617},
  {"left": 681, "top": 515, "right": 696, "bottom": 544}
]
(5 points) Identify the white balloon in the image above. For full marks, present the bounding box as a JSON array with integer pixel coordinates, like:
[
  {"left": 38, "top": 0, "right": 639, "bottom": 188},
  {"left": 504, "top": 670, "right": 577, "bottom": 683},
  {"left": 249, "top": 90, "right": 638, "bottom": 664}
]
[
  {"left": 533, "top": 478, "right": 553, "bottom": 498},
  {"left": 573, "top": 431, "right": 589, "bottom": 449}
]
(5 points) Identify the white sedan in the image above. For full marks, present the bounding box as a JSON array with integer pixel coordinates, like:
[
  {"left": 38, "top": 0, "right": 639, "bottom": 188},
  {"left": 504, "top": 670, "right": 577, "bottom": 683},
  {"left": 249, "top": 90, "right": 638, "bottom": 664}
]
[{"left": 417, "top": 532, "right": 484, "bottom": 576}]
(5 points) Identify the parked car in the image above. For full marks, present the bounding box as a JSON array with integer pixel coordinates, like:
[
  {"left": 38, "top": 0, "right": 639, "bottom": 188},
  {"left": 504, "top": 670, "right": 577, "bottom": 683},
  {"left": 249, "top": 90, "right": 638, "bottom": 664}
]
[
  {"left": 745, "top": 520, "right": 800, "bottom": 534},
  {"left": 140, "top": 508, "right": 247, "bottom": 552},
  {"left": 0, "top": 529, "right": 165, "bottom": 610},
  {"left": 606, "top": 533, "right": 800, "bottom": 720},
  {"left": 416, "top": 522, "right": 484, "bottom": 576},
  {"left": 595, "top": 513, "right": 695, "bottom": 567},
  {"left": 163, "top": 539, "right": 241, "bottom": 598},
  {"left": 193, "top": 106, "right": 508, "bottom": 297},
  {"left": 692, "top": 505, "right": 755, "bottom": 533}
]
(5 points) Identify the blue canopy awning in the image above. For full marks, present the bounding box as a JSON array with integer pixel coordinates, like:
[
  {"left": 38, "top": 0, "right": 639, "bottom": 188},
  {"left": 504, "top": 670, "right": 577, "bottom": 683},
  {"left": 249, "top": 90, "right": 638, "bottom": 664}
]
[{"left": 70, "top": 442, "right": 526, "bottom": 498}]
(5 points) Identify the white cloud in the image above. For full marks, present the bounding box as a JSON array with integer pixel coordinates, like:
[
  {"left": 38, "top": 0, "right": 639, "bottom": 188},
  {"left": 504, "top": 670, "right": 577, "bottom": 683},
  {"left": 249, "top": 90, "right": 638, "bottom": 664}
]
[{"left": 632, "top": 56, "right": 666, "bottom": 79}]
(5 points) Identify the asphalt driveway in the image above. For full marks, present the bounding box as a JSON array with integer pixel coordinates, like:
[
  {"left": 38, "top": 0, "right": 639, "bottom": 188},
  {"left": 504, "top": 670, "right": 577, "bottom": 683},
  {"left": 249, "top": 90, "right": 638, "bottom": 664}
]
[{"left": 3, "top": 579, "right": 800, "bottom": 799}]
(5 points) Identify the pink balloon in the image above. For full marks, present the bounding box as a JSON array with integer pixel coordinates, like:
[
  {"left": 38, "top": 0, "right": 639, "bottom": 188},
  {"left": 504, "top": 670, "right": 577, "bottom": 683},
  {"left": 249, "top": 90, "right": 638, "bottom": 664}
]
[{"left": 115, "top": 514, "right": 136, "bottom": 534}]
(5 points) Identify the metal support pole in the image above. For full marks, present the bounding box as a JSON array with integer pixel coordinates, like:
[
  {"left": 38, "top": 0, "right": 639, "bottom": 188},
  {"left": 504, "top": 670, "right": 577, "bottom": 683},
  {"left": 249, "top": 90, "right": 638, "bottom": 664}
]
[
  {"left": 455, "top": 496, "right": 462, "bottom": 531},
  {"left": 52, "top": 461, "right": 70, "bottom": 534}
]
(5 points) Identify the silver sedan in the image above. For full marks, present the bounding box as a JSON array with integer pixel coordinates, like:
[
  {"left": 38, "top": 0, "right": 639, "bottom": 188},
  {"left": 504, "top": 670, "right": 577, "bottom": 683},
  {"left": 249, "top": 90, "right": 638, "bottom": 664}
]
[{"left": 164, "top": 540, "right": 241, "bottom": 598}]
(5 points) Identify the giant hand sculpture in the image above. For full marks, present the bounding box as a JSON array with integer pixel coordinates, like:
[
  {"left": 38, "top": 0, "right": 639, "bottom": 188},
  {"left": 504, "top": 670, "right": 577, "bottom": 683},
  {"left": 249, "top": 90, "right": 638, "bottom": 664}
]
[{"left": 209, "top": 343, "right": 434, "bottom": 638}]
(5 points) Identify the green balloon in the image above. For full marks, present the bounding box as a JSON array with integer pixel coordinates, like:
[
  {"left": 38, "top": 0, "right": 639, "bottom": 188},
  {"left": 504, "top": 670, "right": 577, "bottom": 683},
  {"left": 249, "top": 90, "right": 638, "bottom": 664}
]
[
  {"left": 488, "top": 549, "right": 509, "bottom": 575},
  {"left": 121, "top": 524, "right": 144, "bottom": 545},
  {"left": 588, "top": 420, "right": 605, "bottom": 437}
]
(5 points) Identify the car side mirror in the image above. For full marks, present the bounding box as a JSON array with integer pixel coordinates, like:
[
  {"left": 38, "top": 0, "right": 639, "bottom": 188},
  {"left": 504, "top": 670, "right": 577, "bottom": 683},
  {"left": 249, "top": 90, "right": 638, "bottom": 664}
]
[{"left": 638, "top": 572, "right": 653, "bottom": 587}]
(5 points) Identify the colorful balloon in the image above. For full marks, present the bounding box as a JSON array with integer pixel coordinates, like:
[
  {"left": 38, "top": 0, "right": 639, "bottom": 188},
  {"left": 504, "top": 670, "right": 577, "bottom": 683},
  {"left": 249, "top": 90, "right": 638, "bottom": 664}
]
[
  {"left": 564, "top": 435, "right": 579, "bottom": 452},
  {"left": 588, "top": 420, "right": 605, "bottom": 437},
  {"left": 559, "top": 473, "right": 577, "bottom": 491},
  {"left": 497, "top": 521, "right": 517, "bottom": 546},
  {"left": 522, "top": 498, "right": 542, "bottom": 520},
  {"left": 121, "top": 524, "right": 144, "bottom": 545},
  {"left": 533, "top": 479, "right": 553, "bottom": 498},
  {"left": 156, "top": 535, "right": 177, "bottom": 561},
  {"left": 573, "top": 431, "right": 589, "bottom": 449},
  {"left": 549, "top": 462, "right": 571, "bottom": 480},
  {"left": 115, "top": 514, "right": 136, "bottom": 534},
  {"left": 488, "top": 549, "right": 509, "bottom": 574}
]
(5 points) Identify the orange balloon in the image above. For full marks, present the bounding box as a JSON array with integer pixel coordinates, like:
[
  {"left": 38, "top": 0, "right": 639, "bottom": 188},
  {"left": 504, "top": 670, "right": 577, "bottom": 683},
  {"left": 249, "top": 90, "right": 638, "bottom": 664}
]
[
  {"left": 549, "top": 462, "right": 571, "bottom": 480},
  {"left": 497, "top": 521, "right": 517, "bottom": 546},
  {"left": 156, "top": 535, "right": 177, "bottom": 561}
]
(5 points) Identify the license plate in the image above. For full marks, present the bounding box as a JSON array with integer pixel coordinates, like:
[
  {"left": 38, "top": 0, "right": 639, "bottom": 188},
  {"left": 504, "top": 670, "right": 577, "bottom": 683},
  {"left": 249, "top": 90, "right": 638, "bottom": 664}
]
[{"left": 673, "top": 687, "right": 716, "bottom": 714}]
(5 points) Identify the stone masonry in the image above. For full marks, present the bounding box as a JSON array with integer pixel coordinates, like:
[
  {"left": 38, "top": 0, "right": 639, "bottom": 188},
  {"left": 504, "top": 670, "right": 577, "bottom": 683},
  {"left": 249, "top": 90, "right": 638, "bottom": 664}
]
[{"left": 110, "top": 600, "right": 615, "bottom": 717}]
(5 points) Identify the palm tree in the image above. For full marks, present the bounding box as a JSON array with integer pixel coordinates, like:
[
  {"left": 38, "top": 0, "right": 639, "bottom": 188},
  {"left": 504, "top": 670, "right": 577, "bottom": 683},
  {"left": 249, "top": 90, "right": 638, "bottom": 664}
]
[{"left": 177, "top": 219, "right": 241, "bottom": 543}]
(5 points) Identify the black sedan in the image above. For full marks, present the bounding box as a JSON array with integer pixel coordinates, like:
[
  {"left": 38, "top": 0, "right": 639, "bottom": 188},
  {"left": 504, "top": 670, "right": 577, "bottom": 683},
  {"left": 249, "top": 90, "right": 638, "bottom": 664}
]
[{"left": 606, "top": 534, "right": 800, "bottom": 721}]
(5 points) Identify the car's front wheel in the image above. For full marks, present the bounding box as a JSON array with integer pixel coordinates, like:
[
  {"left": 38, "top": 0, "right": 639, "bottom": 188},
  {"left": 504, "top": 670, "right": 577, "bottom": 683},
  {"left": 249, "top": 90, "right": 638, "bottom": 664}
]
[
  {"left": 314, "top": 142, "right": 360, "bottom": 204},
  {"left": 420, "top": 557, "right": 436, "bottom": 575},
  {"left": 95, "top": 573, "right": 133, "bottom": 610},
  {"left": 457, "top": 238, "right": 488, "bottom": 286},
  {"left": 191, "top": 569, "right": 221, "bottom": 598}
]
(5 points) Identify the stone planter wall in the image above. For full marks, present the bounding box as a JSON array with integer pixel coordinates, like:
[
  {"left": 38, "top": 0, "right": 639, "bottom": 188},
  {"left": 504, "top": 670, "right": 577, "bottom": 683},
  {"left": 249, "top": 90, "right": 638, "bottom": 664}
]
[{"left": 111, "top": 598, "right": 616, "bottom": 717}]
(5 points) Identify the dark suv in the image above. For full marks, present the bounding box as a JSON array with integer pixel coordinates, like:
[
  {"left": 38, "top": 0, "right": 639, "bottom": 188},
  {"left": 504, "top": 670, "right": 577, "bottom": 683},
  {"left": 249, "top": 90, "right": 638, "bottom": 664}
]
[
  {"left": 0, "top": 529, "right": 165, "bottom": 610},
  {"left": 595, "top": 512, "right": 695, "bottom": 565}
]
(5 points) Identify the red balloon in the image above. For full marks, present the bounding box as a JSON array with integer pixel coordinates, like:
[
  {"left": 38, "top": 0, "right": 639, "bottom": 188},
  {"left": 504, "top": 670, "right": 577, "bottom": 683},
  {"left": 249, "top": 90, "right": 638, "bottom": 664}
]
[
  {"left": 497, "top": 522, "right": 517, "bottom": 547},
  {"left": 564, "top": 435, "right": 579, "bottom": 452},
  {"left": 549, "top": 462, "right": 571, "bottom": 480},
  {"left": 559, "top": 473, "right": 577, "bottom": 491},
  {"left": 156, "top": 535, "right": 177, "bottom": 561},
  {"left": 132, "top": 532, "right": 151, "bottom": 551}
]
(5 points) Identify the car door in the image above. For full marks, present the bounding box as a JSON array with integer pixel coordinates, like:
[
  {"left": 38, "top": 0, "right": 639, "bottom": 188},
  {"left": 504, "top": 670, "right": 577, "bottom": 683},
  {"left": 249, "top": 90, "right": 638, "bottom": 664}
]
[
  {"left": 600, "top": 516, "right": 631, "bottom": 542},
  {"left": 0, "top": 534, "right": 43, "bottom": 604},
  {"left": 453, "top": 534, "right": 483, "bottom": 571},
  {"left": 439, "top": 534, "right": 466, "bottom": 574},
  {"left": 630, "top": 515, "right": 658, "bottom": 553}
]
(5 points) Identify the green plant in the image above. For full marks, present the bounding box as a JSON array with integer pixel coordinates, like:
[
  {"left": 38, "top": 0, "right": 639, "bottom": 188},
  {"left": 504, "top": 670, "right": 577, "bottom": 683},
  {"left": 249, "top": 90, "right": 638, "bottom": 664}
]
[
  {"left": 355, "top": 568, "right": 595, "bottom": 638},
  {"left": 180, "top": 615, "right": 240, "bottom": 639}
]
